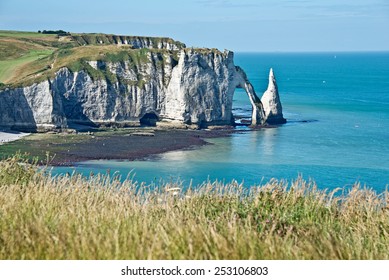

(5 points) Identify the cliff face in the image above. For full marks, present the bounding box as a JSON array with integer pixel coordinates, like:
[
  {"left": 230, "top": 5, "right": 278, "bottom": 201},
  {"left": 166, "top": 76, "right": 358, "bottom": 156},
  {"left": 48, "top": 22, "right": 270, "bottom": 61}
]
[
  {"left": 162, "top": 49, "right": 265, "bottom": 126},
  {"left": 0, "top": 81, "right": 67, "bottom": 131},
  {"left": 0, "top": 37, "right": 283, "bottom": 131}
]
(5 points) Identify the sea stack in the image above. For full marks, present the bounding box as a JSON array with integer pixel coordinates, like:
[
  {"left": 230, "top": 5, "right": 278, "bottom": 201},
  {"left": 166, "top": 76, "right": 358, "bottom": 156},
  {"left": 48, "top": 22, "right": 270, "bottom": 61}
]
[{"left": 261, "top": 68, "right": 286, "bottom": 124}]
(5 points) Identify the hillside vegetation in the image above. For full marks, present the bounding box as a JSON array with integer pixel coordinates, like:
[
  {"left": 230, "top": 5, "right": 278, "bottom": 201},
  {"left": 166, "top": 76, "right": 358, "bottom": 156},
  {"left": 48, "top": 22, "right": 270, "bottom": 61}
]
[
  {"left": 0, "top": 30, "right": 184, "bottom": 88},
  {"left": 0, "top": 156, "right": 388, "bottom": 260}
]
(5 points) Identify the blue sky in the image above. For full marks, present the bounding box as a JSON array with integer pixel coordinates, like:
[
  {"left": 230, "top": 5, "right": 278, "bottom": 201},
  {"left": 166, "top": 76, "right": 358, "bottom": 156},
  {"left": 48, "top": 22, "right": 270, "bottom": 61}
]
[{"left": 0, "top": 0, "right": 388, "bottom": 51}]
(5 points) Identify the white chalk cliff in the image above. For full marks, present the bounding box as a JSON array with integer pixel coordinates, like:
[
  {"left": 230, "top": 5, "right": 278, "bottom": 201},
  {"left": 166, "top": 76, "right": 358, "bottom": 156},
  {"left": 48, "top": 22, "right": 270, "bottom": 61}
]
[
  {"left": 0, "top": 39, "right": 285, "bottom": 131},
  {"left": 261, "top": 68, "right": 286, "bottom": 124}
]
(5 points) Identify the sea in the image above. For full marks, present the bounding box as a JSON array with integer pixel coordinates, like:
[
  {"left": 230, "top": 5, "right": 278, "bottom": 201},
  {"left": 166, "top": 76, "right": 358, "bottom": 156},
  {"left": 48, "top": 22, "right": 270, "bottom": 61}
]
[{"left": 50, "top": 52, "right": 389, "bottom": 193}]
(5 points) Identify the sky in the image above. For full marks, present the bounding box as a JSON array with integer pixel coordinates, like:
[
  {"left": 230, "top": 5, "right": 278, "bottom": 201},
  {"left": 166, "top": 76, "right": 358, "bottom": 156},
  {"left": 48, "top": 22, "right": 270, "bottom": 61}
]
[{"left": 0, "top": 0, "right": 388, "bottom": 52}]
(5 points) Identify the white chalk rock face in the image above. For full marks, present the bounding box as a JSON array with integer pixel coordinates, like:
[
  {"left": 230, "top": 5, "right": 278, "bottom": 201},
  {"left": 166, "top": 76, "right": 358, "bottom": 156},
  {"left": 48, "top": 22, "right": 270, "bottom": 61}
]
[
  {"left": 261, "top": 68, "right": 286, "bottom": 124},
  {"left": 162, "top": 50, "right": 266, "bottom": 126},
  {"left": 0, "top": 81, "right": 66, "bottom": 131}
]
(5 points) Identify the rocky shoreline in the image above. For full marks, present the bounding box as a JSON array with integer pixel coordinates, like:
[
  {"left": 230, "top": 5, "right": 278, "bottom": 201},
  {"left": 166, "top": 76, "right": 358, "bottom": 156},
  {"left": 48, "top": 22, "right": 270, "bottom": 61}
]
[
  {"left": 54, "top": 129, "right": 239, "bottom": 166},
  {"left": 0, "top": 127, "right": 244, "bottom": 166}
]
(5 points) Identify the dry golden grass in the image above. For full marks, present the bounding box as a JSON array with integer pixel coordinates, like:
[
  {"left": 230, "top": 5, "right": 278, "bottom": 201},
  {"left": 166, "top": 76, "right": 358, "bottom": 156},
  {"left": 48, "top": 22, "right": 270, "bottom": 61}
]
[{"left": 0, "top": 156, "right": 388, "bottom": 260}]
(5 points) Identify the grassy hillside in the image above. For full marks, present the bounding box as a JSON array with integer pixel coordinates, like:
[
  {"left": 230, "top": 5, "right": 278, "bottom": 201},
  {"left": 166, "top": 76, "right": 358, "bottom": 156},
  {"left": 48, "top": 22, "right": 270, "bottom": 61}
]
[
  {"left": 0, "top": 30, "right": 183, "bottom": 89},
  {"left": 0, "top": 156, "right": 388, "bottom": 260},
  {"left": 0, "top": 31, "right": 56, "bottom": 84}
]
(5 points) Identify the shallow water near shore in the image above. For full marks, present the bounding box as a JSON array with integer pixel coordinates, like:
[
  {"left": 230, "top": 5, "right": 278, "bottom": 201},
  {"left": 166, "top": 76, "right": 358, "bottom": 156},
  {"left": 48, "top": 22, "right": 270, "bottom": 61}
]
[{"left": 50, "top": 52, "right": 389, "bottom": 192}]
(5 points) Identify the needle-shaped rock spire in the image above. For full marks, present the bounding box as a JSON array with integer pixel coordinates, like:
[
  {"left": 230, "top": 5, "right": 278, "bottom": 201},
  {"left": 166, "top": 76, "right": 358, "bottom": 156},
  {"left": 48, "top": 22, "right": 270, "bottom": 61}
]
[{"left": 261, "top": 68, "right": 286, "bottom": 124}]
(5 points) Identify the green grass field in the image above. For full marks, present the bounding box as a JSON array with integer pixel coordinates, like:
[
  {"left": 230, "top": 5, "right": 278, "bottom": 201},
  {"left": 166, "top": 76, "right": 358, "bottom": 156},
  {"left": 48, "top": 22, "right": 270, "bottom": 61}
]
[
  {"left": 0, "top": 156, "right": 388, "bottom": 260},
  {"left": 0, "top": 30, "right": 56, "bottom": 38},
  {"left": 0, "top": 49, "right": 54, "bottom": 83},
  {"left": 0, "top": 31, "right": 58, "bottom": 84}
]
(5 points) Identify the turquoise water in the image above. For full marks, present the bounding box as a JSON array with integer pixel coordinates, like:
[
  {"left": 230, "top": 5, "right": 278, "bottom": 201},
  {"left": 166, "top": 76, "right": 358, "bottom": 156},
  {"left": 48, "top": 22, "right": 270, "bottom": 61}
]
[{"left": 51, "top": 52, "right": 389, "bottom": 192}]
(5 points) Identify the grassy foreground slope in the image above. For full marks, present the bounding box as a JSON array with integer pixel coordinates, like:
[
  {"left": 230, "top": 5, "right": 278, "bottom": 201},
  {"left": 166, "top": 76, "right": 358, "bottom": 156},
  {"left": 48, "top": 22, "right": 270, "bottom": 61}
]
[
  {"left": 0, "top": 156, "right": 388, "bottom": 259},
  {"left": 0, "top": 30, "right": 183, "bottom": 88}
]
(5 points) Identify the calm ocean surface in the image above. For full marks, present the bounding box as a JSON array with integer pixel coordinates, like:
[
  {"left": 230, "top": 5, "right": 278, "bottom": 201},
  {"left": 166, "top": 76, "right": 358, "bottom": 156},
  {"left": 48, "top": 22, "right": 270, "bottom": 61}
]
[{"left": 51, "top": 52, "right": 389, "bottom": 192}]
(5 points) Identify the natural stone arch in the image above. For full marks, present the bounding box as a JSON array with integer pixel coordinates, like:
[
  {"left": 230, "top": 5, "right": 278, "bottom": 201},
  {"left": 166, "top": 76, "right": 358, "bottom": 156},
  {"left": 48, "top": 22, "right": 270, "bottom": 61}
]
[
  {"left": 234, "top": 67, "right": 286, "bottom": 126},
  {"left": 159, "top": 50, "right": 285, "bottom": 128},
  {"left": 234, "top": 66, "right": 266, "bottom": 126}
]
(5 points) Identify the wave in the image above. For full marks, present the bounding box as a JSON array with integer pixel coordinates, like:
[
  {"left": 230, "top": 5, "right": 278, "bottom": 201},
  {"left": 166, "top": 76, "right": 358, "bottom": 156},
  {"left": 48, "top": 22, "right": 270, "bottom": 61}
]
[{"left": 343, "top": 98, "right": 389, "bottom": 105}]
